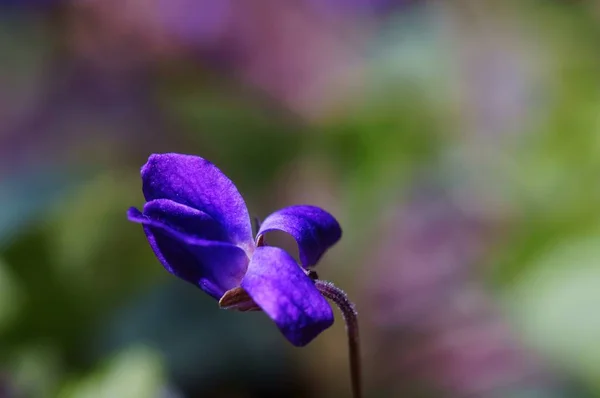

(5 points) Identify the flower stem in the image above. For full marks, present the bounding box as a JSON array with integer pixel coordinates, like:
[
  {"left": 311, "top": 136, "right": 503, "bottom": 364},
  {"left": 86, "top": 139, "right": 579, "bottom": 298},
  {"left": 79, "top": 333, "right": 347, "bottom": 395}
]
[{"left": 314, "top": 280, "right": 362, "bottom": 398}]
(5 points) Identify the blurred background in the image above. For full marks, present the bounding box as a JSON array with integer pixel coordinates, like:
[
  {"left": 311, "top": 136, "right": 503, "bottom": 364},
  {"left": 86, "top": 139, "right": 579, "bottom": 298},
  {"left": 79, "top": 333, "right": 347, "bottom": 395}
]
[{"left": 1, "top": 0, "right": 599, "bottom": 397}]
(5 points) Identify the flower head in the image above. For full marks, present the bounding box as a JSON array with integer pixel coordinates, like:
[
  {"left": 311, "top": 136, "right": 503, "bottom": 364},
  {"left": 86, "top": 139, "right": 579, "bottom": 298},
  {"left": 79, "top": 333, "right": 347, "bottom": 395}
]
[{"left": 128, "top": 153, "right": 342, "bottom": 346}]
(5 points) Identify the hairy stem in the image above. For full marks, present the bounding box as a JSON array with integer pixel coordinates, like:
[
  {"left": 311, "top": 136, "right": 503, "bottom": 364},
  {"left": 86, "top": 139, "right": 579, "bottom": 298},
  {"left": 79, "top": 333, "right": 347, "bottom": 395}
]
[{"left": 315, "top": 280, "right": 362, "bottom": 398}]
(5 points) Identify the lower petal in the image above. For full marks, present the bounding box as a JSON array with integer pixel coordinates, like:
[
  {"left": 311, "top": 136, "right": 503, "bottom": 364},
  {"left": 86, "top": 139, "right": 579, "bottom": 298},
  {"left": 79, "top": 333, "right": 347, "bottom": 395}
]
[{"left": 241, "top": 246, "right": 334, "bottom": 346}]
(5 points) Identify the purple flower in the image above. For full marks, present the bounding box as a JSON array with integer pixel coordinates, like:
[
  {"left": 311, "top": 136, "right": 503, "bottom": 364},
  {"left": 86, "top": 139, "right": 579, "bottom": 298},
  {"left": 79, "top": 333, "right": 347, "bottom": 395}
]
[{"left": 127, "top": 153, "right": 342, "bottom": 346}]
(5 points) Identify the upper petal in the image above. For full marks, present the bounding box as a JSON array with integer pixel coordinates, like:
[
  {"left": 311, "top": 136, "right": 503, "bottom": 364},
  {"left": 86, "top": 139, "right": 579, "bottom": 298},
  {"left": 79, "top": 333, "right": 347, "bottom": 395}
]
[
  {"left": 141, "top": 153, "right": 253, "bottom": 248},
  {"left": 128, "top": 207, "right": 249, "bottom": 299},
  {"left": 257, "top": 205, "right": 342, "bottom": 268},
  {"left": 241, "top": 246, "right": 334, "bottom": 346}
]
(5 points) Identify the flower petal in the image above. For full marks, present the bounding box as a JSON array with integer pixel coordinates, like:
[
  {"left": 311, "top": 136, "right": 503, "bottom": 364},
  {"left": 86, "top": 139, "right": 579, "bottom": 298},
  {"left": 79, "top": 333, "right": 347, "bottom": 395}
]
[
  {"left": 257, "top": 205, "right": 342, "bottom": 268},
  {"left": 143, "top": 199, "right": 228, "bottom": 242},
  {"left": 241, "top": 246, "right": 334, "bottom": 346},
  {"left": 128, "top": 207, "right": 249, "bottom": 299},
  {"left": 141, "top": 153, "right": 253, "bottom": 249}
]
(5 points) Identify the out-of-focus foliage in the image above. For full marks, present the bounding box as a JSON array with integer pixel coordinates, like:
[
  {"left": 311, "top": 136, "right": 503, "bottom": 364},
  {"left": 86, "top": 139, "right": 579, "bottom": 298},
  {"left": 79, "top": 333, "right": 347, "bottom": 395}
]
[{"left": 1, "top": 1, "right": 599, "bottom": 397}]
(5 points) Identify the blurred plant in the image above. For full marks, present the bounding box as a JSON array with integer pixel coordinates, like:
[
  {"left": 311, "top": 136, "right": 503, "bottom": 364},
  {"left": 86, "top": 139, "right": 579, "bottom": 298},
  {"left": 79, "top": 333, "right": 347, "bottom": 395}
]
[
  {"left": 365, "top": 182, "right": 562, "bottom": 397},
  {"left": 0, "top": 258, "right": 23, "bottom": 334},
  {"left": 0, "top": 372, "right": 18, "bottom": 398},
  {"left": 57, "top": 345, "right": 166, "bottom": 398},
  {"left": 0, "top": 0, "right": 60, "bottom": 8},
  {"left": 0, "top": 58, "right": 176, "bottom": 170},
  {"left": 0, "top": 170, "right": 83, "bottom": 248},
  {"left": 66, "top": 0, "right": 394, "bottom": 119}
]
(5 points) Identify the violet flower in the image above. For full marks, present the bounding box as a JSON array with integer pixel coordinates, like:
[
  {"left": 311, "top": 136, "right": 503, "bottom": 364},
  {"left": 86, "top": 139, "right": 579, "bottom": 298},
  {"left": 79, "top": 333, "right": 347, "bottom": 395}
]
[{"left": 127, "top": 153, "right": 342, "bottom": 347}]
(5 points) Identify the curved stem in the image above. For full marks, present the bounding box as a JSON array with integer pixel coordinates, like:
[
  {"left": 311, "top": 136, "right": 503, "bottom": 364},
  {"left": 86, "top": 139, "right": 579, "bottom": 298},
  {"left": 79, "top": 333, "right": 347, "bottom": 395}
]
[{"left": 315, "top": 280, "right": 362, "bottom": 398}]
